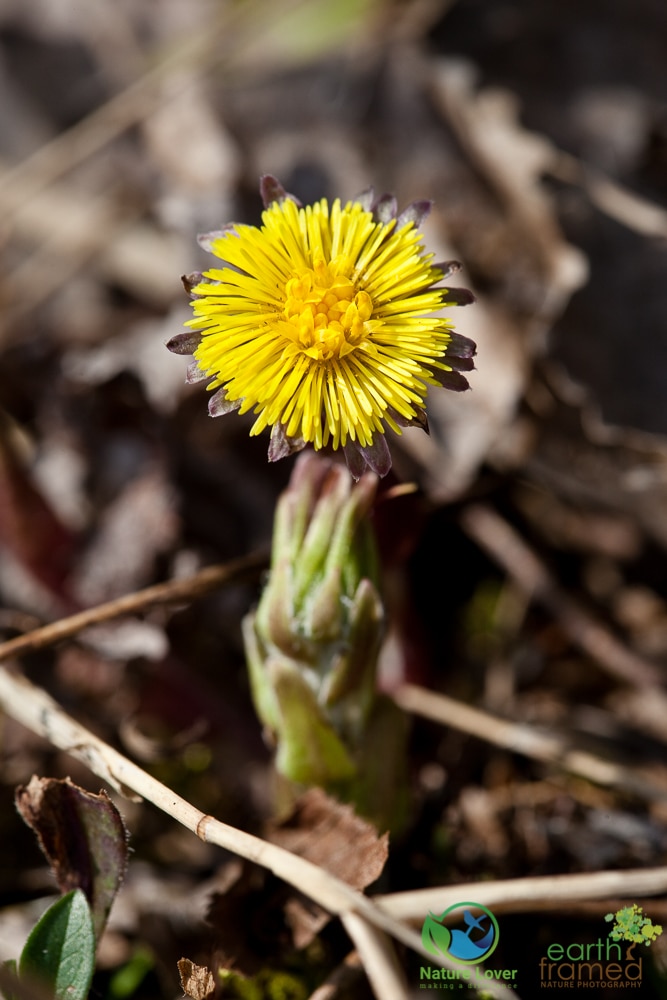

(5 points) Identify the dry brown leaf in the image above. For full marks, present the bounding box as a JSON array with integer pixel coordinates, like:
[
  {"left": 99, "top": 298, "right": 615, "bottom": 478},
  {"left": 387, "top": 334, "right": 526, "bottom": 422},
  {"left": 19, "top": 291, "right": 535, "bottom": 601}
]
[
  {"left": 267, "top": 788, "right": 389, "bottom": 949},
  {"left": 178, "top": 958, "right": 216, "bottom": 1000},
  {"left": 205, "top": 790, "right": 389, "bottom": 967},
  {"left": 268, "top": 788, "right": 389, "bottom": 891}
]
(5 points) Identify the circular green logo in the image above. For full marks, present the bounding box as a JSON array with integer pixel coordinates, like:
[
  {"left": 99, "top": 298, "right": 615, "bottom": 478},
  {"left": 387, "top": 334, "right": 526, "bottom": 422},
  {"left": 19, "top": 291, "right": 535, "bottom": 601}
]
[{"left": 422, "top": 902, "right": 499, "bottom": 965}]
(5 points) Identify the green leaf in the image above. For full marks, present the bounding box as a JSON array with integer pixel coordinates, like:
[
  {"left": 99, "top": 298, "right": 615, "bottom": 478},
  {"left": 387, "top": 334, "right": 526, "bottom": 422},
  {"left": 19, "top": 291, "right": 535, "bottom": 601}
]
[
  {"left": 271, "top": 658, "right": 356, "bottom": 785},
  {"left": 422, "top": 913, "right": 452, "bottom": 959},
  {"left": 18, "top": 890, "right": 95, "bottom": 1000},
  {"left": 108, "top": 947, "right": 154, "bottom": 999}
]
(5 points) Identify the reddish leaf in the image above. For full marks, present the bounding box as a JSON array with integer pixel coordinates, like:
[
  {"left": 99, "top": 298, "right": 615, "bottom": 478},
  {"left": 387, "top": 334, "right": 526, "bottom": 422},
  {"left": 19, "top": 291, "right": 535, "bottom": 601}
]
[
  {"left": 15, "top": 776, "right": 129, "bottom": 941},
  {"left": 0, "top": 419, "right": 77, "bottom": 603}
]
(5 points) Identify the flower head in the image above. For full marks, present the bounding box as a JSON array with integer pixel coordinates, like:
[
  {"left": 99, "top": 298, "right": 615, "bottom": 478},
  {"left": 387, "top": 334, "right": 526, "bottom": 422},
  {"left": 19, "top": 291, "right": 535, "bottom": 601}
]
[{"left": 169, "top": 175, "right": 476, "bottom": 478}]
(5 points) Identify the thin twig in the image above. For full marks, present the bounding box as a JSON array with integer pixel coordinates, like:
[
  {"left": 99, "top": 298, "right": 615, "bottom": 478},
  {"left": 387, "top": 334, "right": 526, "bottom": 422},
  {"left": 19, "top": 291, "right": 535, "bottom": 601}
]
[
  {"left": 551, "top": 152, "right": 667, "bottom": 239},
  {"left": 0, "top": 666, "right": 510, "bottom": 999},
  {"left": 0, "top": 666, "right": 415, "bottom": 949},
  {"left": 376, "top": 866, "right": 667, "bottom": 921},
  {"left": 0, "top": 663, "right": 517, "bottom": 998},
  {"left": 393, "top": 683, "right": 667, "bottom": 801},
  {"left": 460, "top": 503, "right": 663, "bottom": 688},
  {"left": 0, "top": 551, "right": 268, "bottom": 663},
  {"left": 340, "top": 913, "right": 410, "bottom": 999}
]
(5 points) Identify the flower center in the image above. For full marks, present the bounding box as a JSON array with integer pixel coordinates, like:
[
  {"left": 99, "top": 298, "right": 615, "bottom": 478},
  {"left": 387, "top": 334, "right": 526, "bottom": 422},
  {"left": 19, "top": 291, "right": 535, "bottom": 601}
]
[{"left": 282, "top": 255, "right": 374, "bottom": 362}]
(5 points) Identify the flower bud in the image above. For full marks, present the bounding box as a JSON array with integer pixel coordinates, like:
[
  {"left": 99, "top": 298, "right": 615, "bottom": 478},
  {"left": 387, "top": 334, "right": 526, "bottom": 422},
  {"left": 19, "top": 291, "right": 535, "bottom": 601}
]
[{"left": 243, "top": 452, "right": 384, "bottom": 789}]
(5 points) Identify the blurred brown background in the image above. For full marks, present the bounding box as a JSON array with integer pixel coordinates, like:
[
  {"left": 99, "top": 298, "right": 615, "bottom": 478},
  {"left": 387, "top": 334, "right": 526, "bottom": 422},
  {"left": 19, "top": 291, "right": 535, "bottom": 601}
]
[{"left": 1, "top": 1, "right": 667, "bottom": 997}]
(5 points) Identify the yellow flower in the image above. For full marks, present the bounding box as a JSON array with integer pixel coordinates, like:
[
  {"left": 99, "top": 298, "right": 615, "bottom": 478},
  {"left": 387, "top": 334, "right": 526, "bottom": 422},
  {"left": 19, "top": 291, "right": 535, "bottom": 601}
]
[{"left": 169, "top": 176, "right": 475, "bottom": 478}]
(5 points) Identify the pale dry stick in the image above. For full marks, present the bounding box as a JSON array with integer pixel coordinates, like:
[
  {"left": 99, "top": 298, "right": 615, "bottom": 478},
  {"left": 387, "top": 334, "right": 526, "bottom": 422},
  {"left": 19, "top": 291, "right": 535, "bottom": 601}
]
[
  {"left": 0, "top": 667, "right": 516, "bottom": 1000},
  {"left": 551, "top": 152, "right": 667, "bottom": 239},
  {"left": 392, "top": 683, "right": 667, "bottom": 802},
  {"left": 339, "top": 913, "right": 410, "bottom": 999},
  {"left": 0, "top": 667, "right": 414, "bottom": 966},
  {"left": 460, "top": 503, "right": 663, "bottom": 688},
  {"left": 376, "top": 866, "right": 667, "bottom": 922},
  {"left": 0, "top": 551, "right": 268, "bottom": 663}
]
